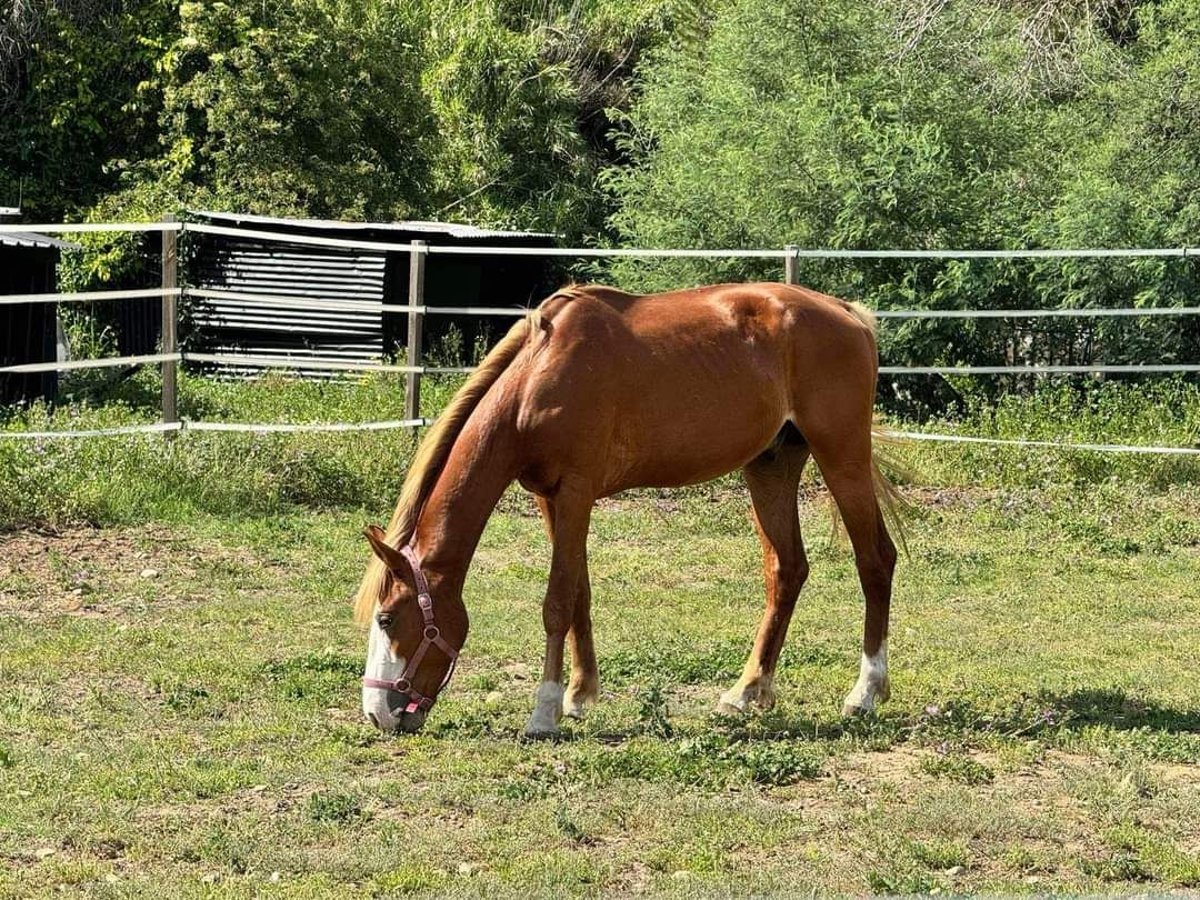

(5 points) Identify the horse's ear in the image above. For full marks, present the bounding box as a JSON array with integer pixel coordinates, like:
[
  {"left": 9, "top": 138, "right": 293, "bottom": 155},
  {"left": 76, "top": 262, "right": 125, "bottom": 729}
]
[{"left": 363, "top": 525, "right": 408, "bottom": 572}]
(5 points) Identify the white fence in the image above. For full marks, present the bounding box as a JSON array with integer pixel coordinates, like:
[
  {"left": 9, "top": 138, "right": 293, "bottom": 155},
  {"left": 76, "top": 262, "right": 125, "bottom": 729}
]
[{"left": 2, "top": 219, "right": 1199, "bottom": 455}]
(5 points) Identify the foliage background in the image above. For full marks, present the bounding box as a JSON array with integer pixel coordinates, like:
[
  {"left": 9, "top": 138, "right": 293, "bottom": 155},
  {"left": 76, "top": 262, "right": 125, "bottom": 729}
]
[{"left": 3, "top": 0, "right": 1200, "bottom": 413}]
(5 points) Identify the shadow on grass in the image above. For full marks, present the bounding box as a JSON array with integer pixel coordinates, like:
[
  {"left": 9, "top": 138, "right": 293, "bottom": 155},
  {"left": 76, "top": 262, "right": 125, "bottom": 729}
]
[{"left": 1048, "top": 688, "right": 1200, "bottom": 734}]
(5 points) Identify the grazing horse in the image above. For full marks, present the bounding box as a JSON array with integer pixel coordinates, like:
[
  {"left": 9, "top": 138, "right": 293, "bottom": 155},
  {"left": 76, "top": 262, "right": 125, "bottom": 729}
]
[{"left": 355, "top": 282, "right": 901, "bottom": 737}]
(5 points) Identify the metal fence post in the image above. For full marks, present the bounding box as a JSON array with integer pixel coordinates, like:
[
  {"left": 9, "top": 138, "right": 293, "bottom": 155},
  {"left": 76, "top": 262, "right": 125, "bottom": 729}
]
[
  {"left": 405, "top": 240, "right": 427, "bottom": 423},
  {"left": 161, "top": 215, "right": 179, "bottom": 432},
  {"left": 784, "top": 244, "right": 799, "bottom": 285}
]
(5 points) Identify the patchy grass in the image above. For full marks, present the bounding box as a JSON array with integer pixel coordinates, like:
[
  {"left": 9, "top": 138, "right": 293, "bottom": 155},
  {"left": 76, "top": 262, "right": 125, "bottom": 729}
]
[{"left": 1, "top": 479, "right": 1199, "bottom": 897}]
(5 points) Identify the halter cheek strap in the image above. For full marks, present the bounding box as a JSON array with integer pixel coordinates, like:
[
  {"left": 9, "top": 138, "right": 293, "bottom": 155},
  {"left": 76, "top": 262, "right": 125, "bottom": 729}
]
[{"left": 362, "top": 545, "right": 459, "bottom": 714}]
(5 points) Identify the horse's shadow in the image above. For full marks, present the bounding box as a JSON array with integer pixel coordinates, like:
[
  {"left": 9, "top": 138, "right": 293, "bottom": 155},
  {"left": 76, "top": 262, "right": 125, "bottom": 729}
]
[
  {"left": 415, "top": 686, "right": 1200, "bottom": 748},
  {"left": 1038, "top": 687, "right": 1200, "bottom": 734}
]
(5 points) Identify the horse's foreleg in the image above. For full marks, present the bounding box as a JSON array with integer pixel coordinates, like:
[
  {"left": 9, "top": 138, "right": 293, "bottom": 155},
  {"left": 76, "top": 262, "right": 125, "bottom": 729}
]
[
  {"left": 535, "top": 495, "right": 599, "bottom": 720},
  {"left": 563, "top": 555, "right": 598, "bottom": 718},
  {"left": 526, "top": 482, "right": 593, "bottom": 738},
  {"left": 719, "top": 441, "right": 810, "bottom": 714}
]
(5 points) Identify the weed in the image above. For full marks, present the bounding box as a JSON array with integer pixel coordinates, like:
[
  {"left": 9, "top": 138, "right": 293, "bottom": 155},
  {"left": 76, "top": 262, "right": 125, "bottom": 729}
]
[
  {"left": 554, "top": 804, "right": 590, "bottom": 844},
  {"left": 1105, "top": 824, "right": 1200, "bottom": 887},
  {"left": 728, "top": 741, "right": 825, "bottom": 785},
  {"left": 908, "top": 838, "right": 970, "bottom": 870},
  {"left": 636, "top": 682, "right": 674, "bottom": 738},
  {"left": 919, "top": 751, "right": 995, "bottom": 785},
  {"left": 866, "top": 870, "right": 939, "bottom": 895},
  {"left": 262, "top": 651, "right": 360, "bottom": 703},
  {"left": 307, "top": 792, "right": 365, "bottom": 825}
]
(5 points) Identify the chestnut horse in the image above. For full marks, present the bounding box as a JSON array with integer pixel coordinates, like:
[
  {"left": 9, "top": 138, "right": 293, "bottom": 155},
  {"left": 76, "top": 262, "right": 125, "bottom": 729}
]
[{"left": 355, "top": 282, "right": 902, "bottom": 737}]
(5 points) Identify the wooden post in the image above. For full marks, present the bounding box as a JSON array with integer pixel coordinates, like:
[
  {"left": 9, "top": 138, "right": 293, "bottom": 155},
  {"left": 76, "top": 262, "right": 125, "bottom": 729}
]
[
  {"left": 405, "top": 240, "right": 427, "bottom": 423},
  {"left": 784, "top": 244, "right": 799, "bottom": 285},
  {"left": 161, "top": 214, "right": 178, "bottom": 431}
]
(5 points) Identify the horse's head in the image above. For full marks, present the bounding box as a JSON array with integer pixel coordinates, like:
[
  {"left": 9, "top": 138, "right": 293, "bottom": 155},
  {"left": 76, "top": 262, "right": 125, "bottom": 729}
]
[{"left": 359, "top": 525, "right": 466, "bottom": 734}]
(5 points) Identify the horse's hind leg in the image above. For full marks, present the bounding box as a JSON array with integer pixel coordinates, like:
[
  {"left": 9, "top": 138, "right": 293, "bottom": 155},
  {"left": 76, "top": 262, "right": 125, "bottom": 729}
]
[
  {"left": 535, "top": 495, "right": 599, "bottom": 720},
  {"left": 805, "top": 431, "right": 897, "bottom": 716},
  {"left": 719, "top": 435, "right": 811, "bottom": 714}
]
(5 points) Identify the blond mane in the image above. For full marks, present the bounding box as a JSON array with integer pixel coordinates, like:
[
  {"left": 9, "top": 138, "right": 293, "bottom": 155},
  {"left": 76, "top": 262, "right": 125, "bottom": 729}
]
[{"left": 352, "top": 313, "right": 538, "bottom": 624}]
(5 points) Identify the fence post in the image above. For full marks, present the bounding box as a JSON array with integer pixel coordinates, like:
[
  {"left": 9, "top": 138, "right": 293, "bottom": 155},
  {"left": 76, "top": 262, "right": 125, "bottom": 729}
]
[
  {"left": 405, "top": 240, "right": 427, "bottom": 423},
  {"left": 161, "top": 214, "right": 179, "bottom": 432},
  {"left": 784, "top": 244, "right": 799, "bottom": 285}
]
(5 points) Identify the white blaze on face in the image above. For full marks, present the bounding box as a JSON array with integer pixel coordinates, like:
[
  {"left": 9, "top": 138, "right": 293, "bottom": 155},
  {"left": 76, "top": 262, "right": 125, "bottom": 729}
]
[{"left": 362, "top": 610, "right": 408, "bottom": 730}]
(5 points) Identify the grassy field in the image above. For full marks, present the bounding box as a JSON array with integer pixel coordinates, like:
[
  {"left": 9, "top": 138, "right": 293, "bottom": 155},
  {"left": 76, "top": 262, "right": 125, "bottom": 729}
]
[{"left": 3, "top": 466, "right": 1200, "bottom": 896}]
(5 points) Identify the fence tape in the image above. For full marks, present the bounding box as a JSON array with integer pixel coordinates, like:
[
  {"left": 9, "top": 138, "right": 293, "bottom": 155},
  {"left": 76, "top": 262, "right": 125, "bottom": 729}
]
[
  {"left": 875, "top": 306, "right": 1200, "bottom": 319},
  {"left": 186, "top": 287, "right": 532, "bottom": 317},
  {"left": 184, "top": 352, "right": 420, "bottom": 374},
  {"left": 0, "top": 353, "right": 181, "bottom": 375},
  {"left": 883, "top": 429, "right": 1200, "bottom": 456},
  {"left": 790, "top": 247, "right": 1192, "bottom": 260},
  {"left": 179, "top": 223, "right": 1197, "bottom": 259},
  {"left": 879, "top": 364, "right": 1200, "bottom": 375},
  {"left": 185, "top": 419, "right": 426, "bottom": 433},
  {"left": 3, "top": 419, "right": 1197, "bottom": 455},
  {"left": 0, "top": 288, "right": 181, "bottom": 307},
  {"left": 0, "top": 222, "right": 182, "bottom": 234},
  {"left": 185, "top": 222, "right": 432, "bottom": 255},
  {"left": 0, "top": 422, "right": 182, "bottom": 440}
]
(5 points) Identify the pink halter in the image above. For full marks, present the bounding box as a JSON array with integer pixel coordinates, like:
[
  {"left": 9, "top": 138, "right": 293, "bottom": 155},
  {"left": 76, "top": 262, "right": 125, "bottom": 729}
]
[{"left": 362, "top": 545, "right": 459, "bottom": 714}]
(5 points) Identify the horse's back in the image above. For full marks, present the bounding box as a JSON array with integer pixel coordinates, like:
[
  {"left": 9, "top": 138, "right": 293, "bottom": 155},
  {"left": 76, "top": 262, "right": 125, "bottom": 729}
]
[
  {"left": 534, "top": 282, "right": 875, "bottom": 373},
  {"left": 513, "top": 283, "right": 878, "bottom": 494}
]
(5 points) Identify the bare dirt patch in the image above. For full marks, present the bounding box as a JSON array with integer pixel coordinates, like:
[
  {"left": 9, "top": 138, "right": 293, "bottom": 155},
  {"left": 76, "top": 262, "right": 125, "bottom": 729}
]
[{"left": 0, "top": 526, "right": 263, "bottom": 620}]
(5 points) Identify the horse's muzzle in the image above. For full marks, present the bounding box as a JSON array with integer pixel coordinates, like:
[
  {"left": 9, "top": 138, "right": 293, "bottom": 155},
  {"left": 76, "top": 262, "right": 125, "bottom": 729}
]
[{"left": 367, "top": 706, "right": 428, "bottom": 734}]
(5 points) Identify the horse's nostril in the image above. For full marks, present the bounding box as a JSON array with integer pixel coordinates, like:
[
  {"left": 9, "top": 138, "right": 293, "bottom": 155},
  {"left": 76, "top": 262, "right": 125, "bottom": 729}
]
[{"left": 376, "top": 612, "right": 393, "bottom": 629}]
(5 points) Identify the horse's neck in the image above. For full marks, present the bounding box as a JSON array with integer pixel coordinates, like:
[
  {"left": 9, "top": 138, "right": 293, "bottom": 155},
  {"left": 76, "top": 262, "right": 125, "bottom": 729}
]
[{"left": 411, "top": 396, "right": 519, "bottom": 592}]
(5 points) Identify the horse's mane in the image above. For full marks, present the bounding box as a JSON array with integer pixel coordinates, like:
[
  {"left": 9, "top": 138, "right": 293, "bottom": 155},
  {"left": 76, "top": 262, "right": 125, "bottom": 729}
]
[{"left": 352, "top": 312, "right": 539, "bottom": 624}]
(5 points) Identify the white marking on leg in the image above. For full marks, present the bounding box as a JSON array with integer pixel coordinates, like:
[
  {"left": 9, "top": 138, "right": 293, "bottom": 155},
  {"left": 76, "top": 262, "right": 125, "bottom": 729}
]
[
  {"left": 563, "top": 679, "right": 597, "bottom": 719},
  {"left": 525, "top": 681, "right": 564, "bottom": 735},
  {"left": 843, "top": 640, "right": 888, "bottom": 714},
  {"left": 362, "top": 610, "right": 408, "bottom": 730}
]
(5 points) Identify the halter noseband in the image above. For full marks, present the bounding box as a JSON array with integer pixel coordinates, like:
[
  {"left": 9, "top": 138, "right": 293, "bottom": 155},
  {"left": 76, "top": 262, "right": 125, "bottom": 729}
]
[{"left": 362, "top": 545, "right": 459, "bottom": 715}]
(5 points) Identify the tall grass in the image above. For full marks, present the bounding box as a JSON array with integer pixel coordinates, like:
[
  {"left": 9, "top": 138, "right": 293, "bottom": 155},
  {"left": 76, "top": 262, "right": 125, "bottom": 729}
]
[
  {"left": 0, "top": 368, "right": 462, "bottom": 527},
  {"left": 894, "top": 379, "right": 1200, "bottom": 490},
  {"left": 3, "top": 373, "right": 1200, "bottom": 528}
]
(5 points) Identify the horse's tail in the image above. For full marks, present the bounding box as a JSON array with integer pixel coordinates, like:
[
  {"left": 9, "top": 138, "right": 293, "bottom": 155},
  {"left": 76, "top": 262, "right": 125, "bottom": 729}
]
[
  {"left": 845, "top": 300, "right": 877, "bottom": 335},
  {"left": 353, "top": 313, "right": 537, "bottom": 625},
  {"left": 870, "top": 431, "right": 912, "bottom": 556}
]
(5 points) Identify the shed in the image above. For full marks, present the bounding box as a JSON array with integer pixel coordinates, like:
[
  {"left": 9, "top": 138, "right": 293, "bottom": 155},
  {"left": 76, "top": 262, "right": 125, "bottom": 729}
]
[
  {"left": 186, "top": 212, "right": 560, "bottom": 374},
  {"left": 0, "top": 231, "right": 78, "bottom": 405}
]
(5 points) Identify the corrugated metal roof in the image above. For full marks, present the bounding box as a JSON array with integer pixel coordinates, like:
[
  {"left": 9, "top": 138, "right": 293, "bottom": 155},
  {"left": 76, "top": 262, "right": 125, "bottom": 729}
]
[
  {"left": 190, "top": 210, "right": 556, "bottom": 240},
  {"left": 0, "top": 231, "right": 81, "bottom": 250}
]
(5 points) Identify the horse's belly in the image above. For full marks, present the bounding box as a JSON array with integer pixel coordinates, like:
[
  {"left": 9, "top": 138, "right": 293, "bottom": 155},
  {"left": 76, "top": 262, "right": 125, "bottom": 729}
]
[{"left": 603, "top": 392, "right": 787, "bottom": 493}]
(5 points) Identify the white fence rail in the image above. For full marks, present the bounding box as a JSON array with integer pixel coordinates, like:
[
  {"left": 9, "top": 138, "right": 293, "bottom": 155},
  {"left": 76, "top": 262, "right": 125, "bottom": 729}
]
[{"left": 2, "top": 219, "right": 1199, "bottom": 455}]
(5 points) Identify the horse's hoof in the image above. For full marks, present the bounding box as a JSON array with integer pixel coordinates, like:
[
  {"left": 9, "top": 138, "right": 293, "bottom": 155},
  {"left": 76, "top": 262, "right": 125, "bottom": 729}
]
[
  {"left": 716, "top": 693, "right": 747, "bottom": 716},
  {"left": 563, "top": 700, "right": 587, "bottom": 720},
  {"left": 523, "top": 726, "right": 560, "bottom": 741},
  {"left": 841, "top": 701, "right": 875, "bottom": 718},
  {"left": 563, "top": 685, "right": 596, "bottom": 720}
]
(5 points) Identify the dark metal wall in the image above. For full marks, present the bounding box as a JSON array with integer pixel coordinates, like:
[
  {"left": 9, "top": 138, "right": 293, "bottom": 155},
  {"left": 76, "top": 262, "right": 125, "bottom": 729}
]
[
  {"left": 188, "top": 235, "right": 387, "bottom": 372},
  {"left": 186, "top": 217, "right": 561, "bottom": 374},
  {"left": 0, "top": 247, "right": 58, "bottom": 405}
]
